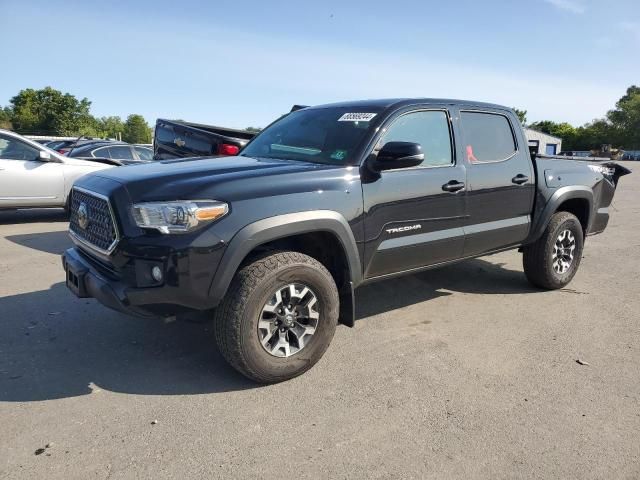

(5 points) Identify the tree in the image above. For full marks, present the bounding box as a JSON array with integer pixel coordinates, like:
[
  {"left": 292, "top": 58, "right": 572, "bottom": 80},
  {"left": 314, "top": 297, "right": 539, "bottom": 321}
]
[
  {"left": 122, "top": 114, "right": 152, "bottom": 143},
  {"left": 578, "top": 119, "right": 615, "bottom": 149},
  {"left": 9, "top": 87, "right": 97, "bottom": 135},
  {"left": 512, "top": 108, "right": 527, "bottom": 125},
  {"left": 98, "top": 116, "right": 125, "bottom": 139},
  {"left": 0, "top": 106, "right": 12, "bottom": 130},
  {"left": 606, "top": 85, "right": 640, "bottom": 149}
]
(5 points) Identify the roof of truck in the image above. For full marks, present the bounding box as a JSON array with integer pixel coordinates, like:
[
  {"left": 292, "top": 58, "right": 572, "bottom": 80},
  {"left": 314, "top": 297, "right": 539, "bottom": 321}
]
[{"left": 306, "top": 98, "right": 511, "bottom": 111}]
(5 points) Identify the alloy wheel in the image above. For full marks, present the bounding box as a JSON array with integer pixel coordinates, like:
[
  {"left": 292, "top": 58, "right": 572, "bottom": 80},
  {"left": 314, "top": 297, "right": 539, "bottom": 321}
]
[
  {"left": 258, "top": 283, "right": 320, "bottom": 358},
  {"left": 552, "top": 229, "right": 576, "bottom": 274}
]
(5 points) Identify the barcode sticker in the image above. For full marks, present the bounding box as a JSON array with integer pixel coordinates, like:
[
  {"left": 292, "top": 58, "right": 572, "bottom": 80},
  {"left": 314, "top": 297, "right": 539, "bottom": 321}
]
[{"left": 338, "top": 113, "right": 377, "bottom": 122}]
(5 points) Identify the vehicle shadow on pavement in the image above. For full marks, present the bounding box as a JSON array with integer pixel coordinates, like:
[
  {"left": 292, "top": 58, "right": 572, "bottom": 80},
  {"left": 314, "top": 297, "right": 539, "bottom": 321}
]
[
  {"left": 0, "top": 283, "right": 256, "bottom": 402},
  {"left": 0, "top": 258, "right": 538, "bottom": 402},
  {"left": 6, "top": 231, "right": 72, "bottom": 255},
  {"left": 0, "top": 208, "right": 68, "bottom": 225},
  {"left": 355, "top": 258, "right": 539, "bottom": 320}
]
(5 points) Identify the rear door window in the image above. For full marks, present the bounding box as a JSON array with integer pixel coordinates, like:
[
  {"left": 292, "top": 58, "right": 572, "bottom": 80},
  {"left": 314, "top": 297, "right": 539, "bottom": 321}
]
[{"left": 460, "top": 112, "right": 517, "bottom": 163}]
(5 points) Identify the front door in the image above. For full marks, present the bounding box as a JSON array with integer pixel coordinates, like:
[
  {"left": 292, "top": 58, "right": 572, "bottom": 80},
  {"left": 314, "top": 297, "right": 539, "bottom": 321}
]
[
  {"left": 362, "top": 109, "right": 467, "bottom": 279},
  {"left": 0, "top": 134, "right": 64, "bottom": 207}
]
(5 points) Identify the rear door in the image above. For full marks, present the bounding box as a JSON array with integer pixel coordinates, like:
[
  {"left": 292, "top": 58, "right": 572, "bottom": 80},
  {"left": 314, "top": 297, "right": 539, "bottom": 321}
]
[
  {"left": 362, "top": 108, "right": 467, "bottom": 278},
  {"left": 0, "top": 133, "right": 64, "bottom": 207},
  {"left": 459, "top": 110, "right": 535, "bottom": 256}
]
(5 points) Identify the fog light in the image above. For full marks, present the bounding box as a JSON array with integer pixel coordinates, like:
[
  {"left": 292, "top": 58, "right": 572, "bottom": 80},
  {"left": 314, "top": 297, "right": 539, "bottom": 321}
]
[{"left": 151, "top": 266, "right": 163, "bottom": 282}]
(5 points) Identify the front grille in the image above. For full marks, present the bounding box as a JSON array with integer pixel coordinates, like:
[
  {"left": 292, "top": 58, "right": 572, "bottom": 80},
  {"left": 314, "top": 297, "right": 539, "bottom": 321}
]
[{"left": 69, "top": 188, "right": 119, "bottom": 254}]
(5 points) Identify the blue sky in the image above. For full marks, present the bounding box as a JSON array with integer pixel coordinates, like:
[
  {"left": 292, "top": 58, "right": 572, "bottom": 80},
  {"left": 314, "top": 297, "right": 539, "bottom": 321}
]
[{"left": 1, "top": 0, "right": 638, "bottom": 129}]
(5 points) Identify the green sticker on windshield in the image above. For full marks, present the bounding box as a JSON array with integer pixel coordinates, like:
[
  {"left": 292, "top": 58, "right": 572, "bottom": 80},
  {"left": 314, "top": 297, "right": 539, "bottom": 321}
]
[{"left": 331, "top": 149, "right": 347, "bottom": 161}]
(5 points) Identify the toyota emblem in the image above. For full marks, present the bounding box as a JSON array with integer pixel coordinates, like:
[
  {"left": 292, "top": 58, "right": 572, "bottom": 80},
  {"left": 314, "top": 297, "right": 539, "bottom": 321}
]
[{"left": 78, "top": 203, "right": 89, "bottom": 230}]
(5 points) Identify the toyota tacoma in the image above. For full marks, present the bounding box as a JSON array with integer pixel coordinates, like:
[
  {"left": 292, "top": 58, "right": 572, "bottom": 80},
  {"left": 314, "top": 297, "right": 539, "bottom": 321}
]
[{"left": 62, "top": 98, "right": 630, "bottom": 382}]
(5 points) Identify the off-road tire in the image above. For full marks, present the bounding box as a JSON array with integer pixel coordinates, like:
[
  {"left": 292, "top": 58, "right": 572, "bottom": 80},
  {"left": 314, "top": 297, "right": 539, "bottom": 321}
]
[
  {"left": 523, "top": 211, "right": 584, "bottom": 289},
  {"left": 214, "top": 251, "right": 339, "bottom": 383}
]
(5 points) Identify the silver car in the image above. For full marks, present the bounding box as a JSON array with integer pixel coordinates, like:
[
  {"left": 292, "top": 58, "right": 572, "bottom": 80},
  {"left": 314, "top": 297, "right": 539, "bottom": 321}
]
[{"left": 0, "top": 129, "right": 114, "bottom": 210}]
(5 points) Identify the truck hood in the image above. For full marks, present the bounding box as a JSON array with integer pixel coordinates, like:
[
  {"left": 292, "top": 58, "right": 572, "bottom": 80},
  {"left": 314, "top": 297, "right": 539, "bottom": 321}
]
[{"left": 89, "top": 155, "right": 347, "bottom": 202}]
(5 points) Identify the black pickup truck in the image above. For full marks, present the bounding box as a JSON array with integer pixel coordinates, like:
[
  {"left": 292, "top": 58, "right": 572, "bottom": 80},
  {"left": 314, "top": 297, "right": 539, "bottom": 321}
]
[{"left": 62, "top": 98, "right": 630, "bottom": 383}]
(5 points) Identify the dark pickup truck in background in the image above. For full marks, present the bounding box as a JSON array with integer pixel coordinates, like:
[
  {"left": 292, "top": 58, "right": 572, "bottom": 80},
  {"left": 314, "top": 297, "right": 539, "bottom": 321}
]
[
  {"left": 62, "top": 98, "right": 630, "bottom": 383},
  {"left": 152, "top": 106, "right": 308, "bottom": 160},
  {"left": 153, "top": 119, "right": 256, "bottom": 160}
]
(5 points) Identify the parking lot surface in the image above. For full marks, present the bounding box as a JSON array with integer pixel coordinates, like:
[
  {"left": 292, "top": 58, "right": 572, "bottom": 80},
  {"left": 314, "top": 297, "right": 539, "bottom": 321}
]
[{"left": 0, "top": 163, "right": 638, "bottom": 479}]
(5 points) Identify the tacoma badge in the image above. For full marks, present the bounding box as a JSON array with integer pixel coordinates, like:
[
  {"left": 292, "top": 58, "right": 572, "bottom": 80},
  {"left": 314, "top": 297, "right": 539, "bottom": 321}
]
[{"left": 386, "top": 224, "right": 422, "bottom": 234}]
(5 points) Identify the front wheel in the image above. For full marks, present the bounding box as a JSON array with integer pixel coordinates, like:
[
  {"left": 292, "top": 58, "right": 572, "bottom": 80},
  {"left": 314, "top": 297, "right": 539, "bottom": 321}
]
[
  {"left": 213, "top": 251, "right": 339, "bottom": 383},
  {"left": 523, "top": 211, "right": 584, "bottom": 289}
]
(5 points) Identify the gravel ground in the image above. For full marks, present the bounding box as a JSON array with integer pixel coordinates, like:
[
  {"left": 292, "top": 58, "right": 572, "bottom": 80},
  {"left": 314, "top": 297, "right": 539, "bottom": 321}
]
[{"left": 0, "top": 162, "right": 638, "bottom": 479}]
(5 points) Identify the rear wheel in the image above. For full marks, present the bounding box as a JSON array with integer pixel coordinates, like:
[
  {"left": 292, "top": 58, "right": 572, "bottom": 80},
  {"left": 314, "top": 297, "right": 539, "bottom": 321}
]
[
  {"left": 523, "top": 211, "right": 584, "bottom": 289},
  {"left": 214, "top": 251, "right": 339, "bottom": 383}
]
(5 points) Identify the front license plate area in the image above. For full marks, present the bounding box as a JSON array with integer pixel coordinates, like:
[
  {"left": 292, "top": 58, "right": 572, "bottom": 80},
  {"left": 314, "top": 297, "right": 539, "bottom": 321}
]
[{"left": 65, "top": 258, "right": 89, "bottom": 298}]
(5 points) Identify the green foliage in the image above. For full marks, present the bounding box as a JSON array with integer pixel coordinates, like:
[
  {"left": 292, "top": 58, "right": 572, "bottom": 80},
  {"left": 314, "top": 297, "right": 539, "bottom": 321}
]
[
  {"left": 2, "top": 85, "right": 638, "bottom": 151},
  {"left": 97, "top": 116, "right": 125, "bottom": 139},
  {"left": 0, "top": 106, "right": 12, "bottom": 129},
  {"left": 9, "top": 87, "right": 97, "bottom": 136},
  {"left": 245, "top": 126, "right": 262, "bottom": 133},
  {"left": 512, "top": 108, "right": 527, "bottom": 125},
  {"left": 122, "top": 114, "right": 152, "bottom": 144},
  {"left": 606, "top": 85, "right": 640, "bottom": 149},
  {"left": 1, "top": 87, "right": 151, "bottom": 143},
  {"left": 525, "top": 85, "right": 640, "bottom": 151}
]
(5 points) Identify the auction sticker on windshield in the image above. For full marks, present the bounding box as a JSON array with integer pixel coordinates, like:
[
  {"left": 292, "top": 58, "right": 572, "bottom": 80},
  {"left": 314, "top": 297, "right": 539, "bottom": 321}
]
[{"left": 338, "top": 113, "right": 377, "bottom": 122}]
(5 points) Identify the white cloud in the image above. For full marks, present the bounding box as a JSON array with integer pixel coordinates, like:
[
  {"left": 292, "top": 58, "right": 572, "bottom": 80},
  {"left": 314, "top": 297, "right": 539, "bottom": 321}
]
[{"left": 543, "top": 0, "right": 586, "bottom": 14}]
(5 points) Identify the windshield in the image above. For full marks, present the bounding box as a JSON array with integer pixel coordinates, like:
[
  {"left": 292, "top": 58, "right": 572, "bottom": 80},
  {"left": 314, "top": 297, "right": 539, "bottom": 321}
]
[{"left": 241, "top": 106, "right": 382, "bottom": 165}]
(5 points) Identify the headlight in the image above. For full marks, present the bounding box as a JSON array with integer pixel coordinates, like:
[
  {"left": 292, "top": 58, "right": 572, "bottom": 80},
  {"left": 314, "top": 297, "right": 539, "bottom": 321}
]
[{"left": 132, "top": 200, "right": 228, "bottom": 234}]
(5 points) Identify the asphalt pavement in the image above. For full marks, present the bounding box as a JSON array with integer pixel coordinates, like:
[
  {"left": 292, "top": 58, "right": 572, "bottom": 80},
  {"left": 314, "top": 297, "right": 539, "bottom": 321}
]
[{"left": 0, "top": 162, "right": 638, "bottom": 479}]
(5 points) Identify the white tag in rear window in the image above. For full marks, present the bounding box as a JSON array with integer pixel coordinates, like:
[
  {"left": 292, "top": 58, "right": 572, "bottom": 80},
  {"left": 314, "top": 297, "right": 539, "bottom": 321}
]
[{"left": 338, "top": 113, "right": 377, "bottom": 122}]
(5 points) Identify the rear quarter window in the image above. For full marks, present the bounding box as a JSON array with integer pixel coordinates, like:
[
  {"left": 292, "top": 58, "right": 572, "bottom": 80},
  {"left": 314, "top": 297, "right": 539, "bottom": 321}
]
[
  {"left": 134, "top": 146, "right": 153, "bottom": 161},
  {"left": 460, "top": 111, "right": 517, "bottom": 163},
  {"left": 92, "top": 146, "right": 111, "bottom": 158}
]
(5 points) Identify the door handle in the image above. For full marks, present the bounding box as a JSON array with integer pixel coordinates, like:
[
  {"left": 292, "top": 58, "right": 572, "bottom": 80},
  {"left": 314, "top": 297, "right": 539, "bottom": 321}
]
[
  {"left": 442, "top": 180, "right": 465, "bottom": 192},
  {"left": 512, "top": 174, "right": 529, "bottom": 185}
]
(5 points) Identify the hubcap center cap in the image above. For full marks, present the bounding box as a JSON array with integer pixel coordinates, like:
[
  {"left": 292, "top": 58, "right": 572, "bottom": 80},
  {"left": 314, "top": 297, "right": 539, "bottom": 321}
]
[{"left": 284, "top": 313, "right": 295, "bottom": 326}]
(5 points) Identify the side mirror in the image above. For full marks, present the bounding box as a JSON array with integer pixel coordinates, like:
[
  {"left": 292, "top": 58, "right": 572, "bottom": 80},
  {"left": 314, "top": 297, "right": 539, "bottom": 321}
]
[
  {"left": 371, "top": 142, "right": 424, "bottom": 171},
  {"left": 39, "top": 150, "right": 52, "bottom": 161}
]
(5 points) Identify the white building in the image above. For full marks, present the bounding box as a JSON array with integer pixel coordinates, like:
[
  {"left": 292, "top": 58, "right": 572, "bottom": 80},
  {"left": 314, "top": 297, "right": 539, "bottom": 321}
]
[{"left": 524, "top": 128, "right": 562, "bottom": 155}]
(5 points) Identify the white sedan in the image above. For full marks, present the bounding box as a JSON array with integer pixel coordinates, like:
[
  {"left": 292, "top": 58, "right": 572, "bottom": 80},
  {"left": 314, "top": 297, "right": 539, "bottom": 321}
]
[{"left": 0, "top": 129, "right": 115, "bottom": 210}]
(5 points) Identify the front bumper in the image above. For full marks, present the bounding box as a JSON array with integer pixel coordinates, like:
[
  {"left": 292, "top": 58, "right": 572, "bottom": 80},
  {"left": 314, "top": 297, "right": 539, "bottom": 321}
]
[{"left": 62, "top": 246, "right": 224, "bottom": 318}]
